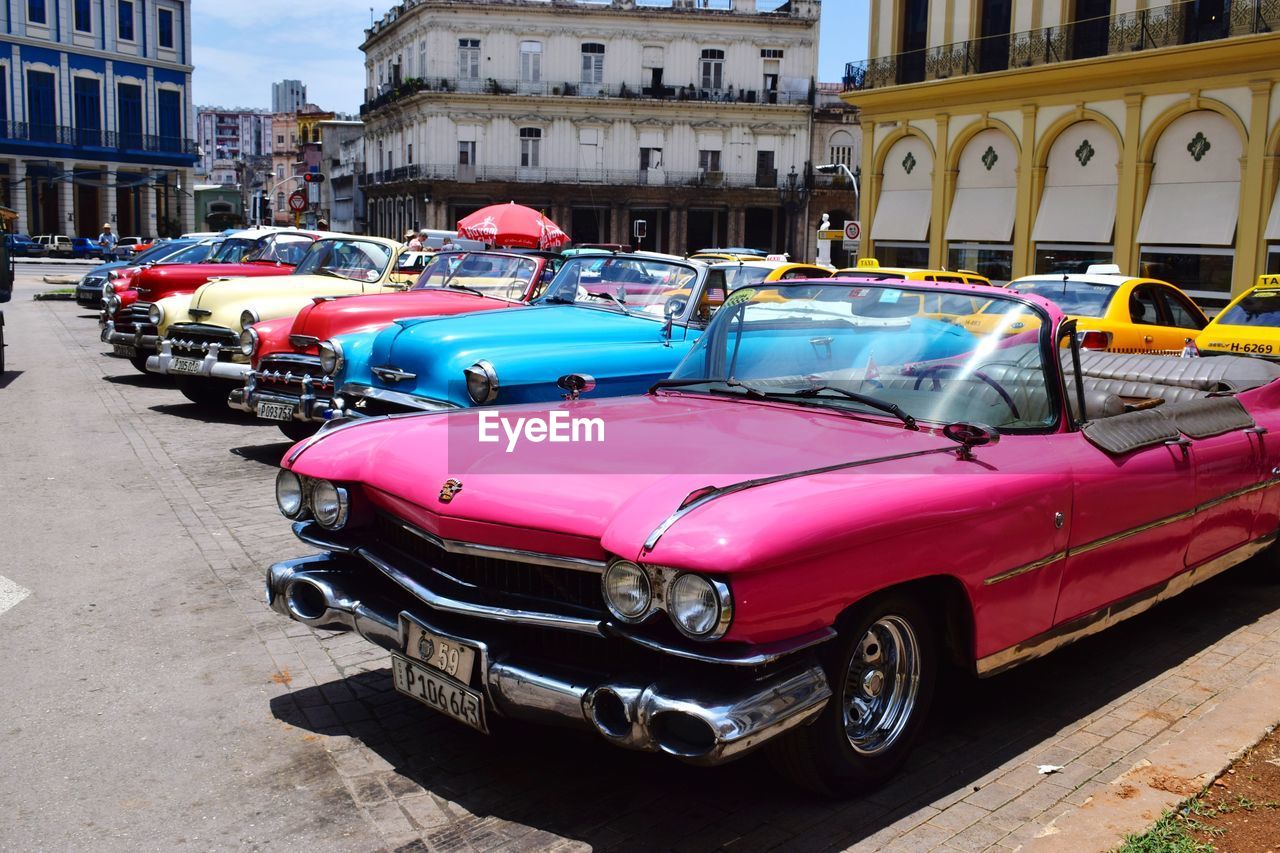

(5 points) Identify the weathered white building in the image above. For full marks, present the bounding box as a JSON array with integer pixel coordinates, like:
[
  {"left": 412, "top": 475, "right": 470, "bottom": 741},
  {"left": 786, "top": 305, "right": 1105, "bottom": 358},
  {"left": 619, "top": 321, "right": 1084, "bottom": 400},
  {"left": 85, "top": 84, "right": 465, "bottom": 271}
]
[{"left": 360, "top": 0, "right": 828, "bottom": 254}]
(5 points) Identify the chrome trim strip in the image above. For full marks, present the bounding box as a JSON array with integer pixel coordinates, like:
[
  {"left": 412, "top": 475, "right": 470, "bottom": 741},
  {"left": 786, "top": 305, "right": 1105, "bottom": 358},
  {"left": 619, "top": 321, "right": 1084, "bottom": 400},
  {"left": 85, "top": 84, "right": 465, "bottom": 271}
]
[
  {"left": 643, "top": 445, "right": 957, "bottom": 552},
  {"left": 983, "top": 551, "right": 1068, "bottom": 586},
  {"left": 338, "top": 383, "right": 456, "bottom": 414},
  {"left": 982, "top": 478, "right": 1280, "bottom": 586},
  {"left": 608, "top": 624, "right": 837, "bottom": 667},
  {"left": 977, "top": 530, "right": 1278, "bottom": 676},
  {"left": 394, "top": 518, "right": 605, "bottom": 574},
  {"left": 357, "top": 547, "right": 606, "bottom": 636}
]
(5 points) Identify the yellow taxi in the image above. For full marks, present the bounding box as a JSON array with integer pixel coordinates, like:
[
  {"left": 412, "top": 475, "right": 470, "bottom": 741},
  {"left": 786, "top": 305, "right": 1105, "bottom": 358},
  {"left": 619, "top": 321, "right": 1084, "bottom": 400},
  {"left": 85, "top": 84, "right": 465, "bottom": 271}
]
[
  {"left": 834, "top": 258, "right": 992, "bottom": 286},
  {"left": 688, "top": 248, "right": 769, "bottom": 262},
  {"left": 1197, "top": 274, "right": 1280, "bottom": 359},
  {"left": 959, "top": 265, "right": 1208, "bottom": 353}
]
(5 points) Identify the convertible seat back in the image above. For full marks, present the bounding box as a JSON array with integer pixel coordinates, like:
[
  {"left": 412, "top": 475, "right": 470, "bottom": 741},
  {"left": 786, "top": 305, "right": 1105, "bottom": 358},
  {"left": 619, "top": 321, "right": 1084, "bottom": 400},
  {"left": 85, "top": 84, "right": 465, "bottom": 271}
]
[{"left": 1075, "top": 351, "right": 1280, "bottom": 393}]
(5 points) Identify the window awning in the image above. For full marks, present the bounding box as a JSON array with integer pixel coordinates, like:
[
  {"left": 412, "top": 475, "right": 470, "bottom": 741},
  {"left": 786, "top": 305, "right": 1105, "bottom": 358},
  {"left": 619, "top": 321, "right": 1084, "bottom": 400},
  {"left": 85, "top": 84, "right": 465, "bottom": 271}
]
[
  {"left": 1266, "top": 187, "right": 1280, "bottom": 241},
  {"left": 1031, "top": 184, "right": 1117, "bottom": 244},
  {"left": 870, "top": 189, "right": 931, "bottom": 242},
  {"left": 1137, "top": 181, "right": 1239, "bottom": 246},
  {"left": 944, "top": 187, "right": 1016, "bottom": 242}
]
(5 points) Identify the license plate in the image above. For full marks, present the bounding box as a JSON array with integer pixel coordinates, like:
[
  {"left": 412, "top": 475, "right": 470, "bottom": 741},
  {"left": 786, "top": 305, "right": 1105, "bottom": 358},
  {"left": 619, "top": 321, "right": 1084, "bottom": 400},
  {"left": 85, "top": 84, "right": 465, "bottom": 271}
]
[
  {"left": 392, "top": 655, "right": 487, "bottom": 733},
  {"left": 405, "top": 621, "right": 476, "bottom": 682},
  {"left": 170, "top": 356, "right": 203, "bottom": 375},
  {"left": 112, "top": 343, "right": 137, "bottom": 358},
  {"left": 256, "top": 401, "right": 295, "bottom": 421}
]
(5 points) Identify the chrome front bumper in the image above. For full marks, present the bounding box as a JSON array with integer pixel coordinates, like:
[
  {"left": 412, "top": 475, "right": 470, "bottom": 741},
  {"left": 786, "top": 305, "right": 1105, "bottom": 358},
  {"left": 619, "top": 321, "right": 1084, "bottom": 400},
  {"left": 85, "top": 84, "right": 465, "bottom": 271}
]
[
  {"left": 227, "top": 374, "right": 331, "bottom": 422},
  {"left": 100, "top": 320, "right": 161, "bottom": 353},
  {"left": 146, "top": 339, "right": 251, "bottom": 381},
  {"left": 266, "top": 553, "right": 832, "bottom": 765},
  {"left": 333, "top": 383, "right": 457, "bottom": 416}
]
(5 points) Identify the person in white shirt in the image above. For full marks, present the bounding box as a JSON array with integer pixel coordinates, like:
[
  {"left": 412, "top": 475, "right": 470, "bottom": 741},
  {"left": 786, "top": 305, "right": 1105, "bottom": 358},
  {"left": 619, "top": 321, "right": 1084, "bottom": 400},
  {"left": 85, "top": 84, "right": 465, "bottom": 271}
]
[{"left": 96, "top": 223, "right": 119, "bottom": 261}]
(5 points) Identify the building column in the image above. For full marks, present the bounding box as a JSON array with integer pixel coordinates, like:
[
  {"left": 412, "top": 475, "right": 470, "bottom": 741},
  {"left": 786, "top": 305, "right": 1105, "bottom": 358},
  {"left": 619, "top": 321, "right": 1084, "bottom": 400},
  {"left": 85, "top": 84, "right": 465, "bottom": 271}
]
[
  {"left": 105, "top": 162, "right": 119, "bottom": 228},
  {"left": 58, "top": 162, "right": 74, "bottom": 234},
  {"left": 930, "top": 114, "right": 951, "bottom": 270},
  {"left": 727, "top": 206, "right": 745, "bottom": 247},
  {"left": 1114, "top": 93, "right": 1144, "bottom": 275},
  {"left": 181, "top": 169, "right": 196, "bottom": 232},
  {"left": 859, "top": 121, "right": 876, "bottom": 261},
  {"left": 1236, "top": 81, "right": 1272, "bottom": 294},
  {"left": 139, "top": 172, "right": 156, "bottom": 238},
  {"left": 12, "top": 161, "right": 29, "bottom": 234},
  {"left": 669, "top": 206, "right": 685, "bottom": 255},
  {"left": 1013, "top": 105, "right": 1037, "bottom": 279},
  {"left": 610, "top": 203, "right": 626, "bottom": 245}
]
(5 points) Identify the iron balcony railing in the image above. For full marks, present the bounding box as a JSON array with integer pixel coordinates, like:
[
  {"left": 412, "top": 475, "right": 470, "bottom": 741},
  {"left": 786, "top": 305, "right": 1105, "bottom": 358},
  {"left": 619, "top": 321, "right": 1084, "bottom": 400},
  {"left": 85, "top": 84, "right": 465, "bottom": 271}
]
[
  {"left": 359, "top": 163, "right": 789, "bottom": 190},
  {"left": 0, "top": 121, "right": 198, "bottom": 155},
  {"left": 843, "top": 0, "right": 1280, "bottom": 91},
  {"left": 360, "top": 75, "right": 810, "bottom": 115}
]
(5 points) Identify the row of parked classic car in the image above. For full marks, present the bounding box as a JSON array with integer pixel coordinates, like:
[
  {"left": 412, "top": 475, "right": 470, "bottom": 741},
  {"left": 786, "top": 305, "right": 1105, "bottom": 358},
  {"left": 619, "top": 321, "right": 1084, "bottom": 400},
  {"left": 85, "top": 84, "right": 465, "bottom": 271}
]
[{"left": 81, "top": 227, "right": 1280, "bottom": 795}]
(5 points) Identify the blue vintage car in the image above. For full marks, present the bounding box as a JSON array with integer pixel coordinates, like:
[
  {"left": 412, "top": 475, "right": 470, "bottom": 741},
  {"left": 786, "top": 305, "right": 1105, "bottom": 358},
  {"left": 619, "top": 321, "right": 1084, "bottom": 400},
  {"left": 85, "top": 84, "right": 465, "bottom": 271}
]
[{"left": 323, "top": 253, "right": 722, "bottom": 416}]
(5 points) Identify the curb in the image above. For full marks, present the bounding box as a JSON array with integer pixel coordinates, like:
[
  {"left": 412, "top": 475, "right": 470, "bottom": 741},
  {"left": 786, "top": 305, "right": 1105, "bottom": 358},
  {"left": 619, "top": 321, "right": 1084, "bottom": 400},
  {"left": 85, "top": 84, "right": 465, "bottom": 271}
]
[
  {"left": 32, "top": 292, "right": 77, "bottom": 301},
  {"left": 1025, "top": 662, "right": 1280, "bottom": 851}
]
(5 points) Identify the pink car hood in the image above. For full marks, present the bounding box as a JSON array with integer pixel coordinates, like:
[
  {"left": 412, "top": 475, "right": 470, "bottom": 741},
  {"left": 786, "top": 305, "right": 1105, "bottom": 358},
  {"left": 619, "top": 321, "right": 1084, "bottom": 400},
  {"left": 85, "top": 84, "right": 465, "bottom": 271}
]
[{"left": 287, "top": 393, "right": 961, "bottom": 569}]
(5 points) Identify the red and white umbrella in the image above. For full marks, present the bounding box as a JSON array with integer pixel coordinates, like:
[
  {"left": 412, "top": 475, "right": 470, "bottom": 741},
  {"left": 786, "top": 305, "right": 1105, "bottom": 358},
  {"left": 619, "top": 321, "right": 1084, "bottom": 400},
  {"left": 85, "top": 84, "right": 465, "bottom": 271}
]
[{"left": 456, "top": 202, "right": 570, "bottom": 250}]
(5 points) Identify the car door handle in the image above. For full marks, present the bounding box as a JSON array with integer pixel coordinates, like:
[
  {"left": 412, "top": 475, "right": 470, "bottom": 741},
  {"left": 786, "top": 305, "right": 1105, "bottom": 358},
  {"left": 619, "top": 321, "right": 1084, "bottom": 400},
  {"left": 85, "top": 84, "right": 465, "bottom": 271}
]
[{"left": 1143, "top": 335, "right": 1154, "bottom": 344}]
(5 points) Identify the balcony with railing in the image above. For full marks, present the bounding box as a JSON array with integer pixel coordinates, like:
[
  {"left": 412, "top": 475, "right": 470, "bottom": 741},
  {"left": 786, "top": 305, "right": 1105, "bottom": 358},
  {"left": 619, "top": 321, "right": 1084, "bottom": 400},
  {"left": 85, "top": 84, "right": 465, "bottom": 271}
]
[
  {"left": 0, "top": 121, "right": 199, "bottom": 157},
  {"left": 359, "top": 162, "right": 791, "bottom": 189},
  {"left": 359, "top": 75, "right": 810, "bottom": 115},
  {"left": 843, "top": 0, "right": 1280, "bottom": 91}
]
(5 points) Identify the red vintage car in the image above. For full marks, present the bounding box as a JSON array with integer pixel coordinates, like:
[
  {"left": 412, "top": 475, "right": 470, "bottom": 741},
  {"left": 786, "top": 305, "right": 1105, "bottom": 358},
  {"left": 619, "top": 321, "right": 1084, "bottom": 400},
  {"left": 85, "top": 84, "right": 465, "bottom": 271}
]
[
  {"left": 229, "top": 250, "right": 561, "bottom": 439},
  {"left": 264, "top": 277, "right": 1280, "bottom": 794},
  {"left": 100, "top": 229, "right": 320, "bottom": 372}
]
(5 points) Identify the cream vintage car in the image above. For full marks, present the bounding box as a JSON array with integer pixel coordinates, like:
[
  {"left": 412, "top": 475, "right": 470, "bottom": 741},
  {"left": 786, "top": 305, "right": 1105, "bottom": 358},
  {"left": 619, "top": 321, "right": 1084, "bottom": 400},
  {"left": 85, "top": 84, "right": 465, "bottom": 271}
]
[{"left": 145, "top": 235, "right": 412, "bottom": 405}]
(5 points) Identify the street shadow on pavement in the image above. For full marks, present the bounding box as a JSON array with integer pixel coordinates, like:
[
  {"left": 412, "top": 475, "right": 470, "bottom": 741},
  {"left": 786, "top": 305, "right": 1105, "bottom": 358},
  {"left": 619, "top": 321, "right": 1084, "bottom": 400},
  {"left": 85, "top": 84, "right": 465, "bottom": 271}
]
[
  {"left": 102, "top": 372, "right": 167, "bottom": 387},
  {"left": 230, "top": 442, "right": 295, "bottom": 467},
  {"left": 0, "top": 370, "right": 23, "bottom": 389},
  {"left": 270, "top": 558, "right": 1280, "bottom": 851},
  {"left": 77, "top": 312, "right": 101, "bottom": 320},
  {"left": 149, "top": 402, "right": 270, "bottom": 426}
]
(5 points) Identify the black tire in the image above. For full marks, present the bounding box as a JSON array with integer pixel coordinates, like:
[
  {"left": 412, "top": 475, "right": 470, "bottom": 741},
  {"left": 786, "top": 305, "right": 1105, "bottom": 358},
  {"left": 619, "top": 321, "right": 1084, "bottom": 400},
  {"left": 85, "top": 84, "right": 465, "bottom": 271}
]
[
  {"left": 0, "top": 321, "right": 6, "bottom": 375},
  {"left": 176, "top": 376, "right": 236, "bottom": 408},
  {"left": 768, "top": 593, "right": 937, "bottom": 796},
  {"left": 278, "top": 420, "right": 319, "bottom": 442},
  {"left": 129, "top": 353, "right": 152, "bottom": 374}
]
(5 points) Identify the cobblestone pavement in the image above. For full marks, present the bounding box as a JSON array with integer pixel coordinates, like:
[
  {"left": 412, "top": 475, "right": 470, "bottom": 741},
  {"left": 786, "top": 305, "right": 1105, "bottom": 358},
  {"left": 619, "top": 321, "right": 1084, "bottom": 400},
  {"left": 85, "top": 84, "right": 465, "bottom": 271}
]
[{"left": 12, "top": 291, "right": 1280, "bottom": 851}]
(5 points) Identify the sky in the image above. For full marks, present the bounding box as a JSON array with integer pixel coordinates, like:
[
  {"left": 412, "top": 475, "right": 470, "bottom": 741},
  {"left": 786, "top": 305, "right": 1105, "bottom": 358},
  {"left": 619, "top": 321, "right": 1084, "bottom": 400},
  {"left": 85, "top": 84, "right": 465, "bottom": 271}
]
[{"left": 192, "top": 0, "right": 868, "bottom": 113}]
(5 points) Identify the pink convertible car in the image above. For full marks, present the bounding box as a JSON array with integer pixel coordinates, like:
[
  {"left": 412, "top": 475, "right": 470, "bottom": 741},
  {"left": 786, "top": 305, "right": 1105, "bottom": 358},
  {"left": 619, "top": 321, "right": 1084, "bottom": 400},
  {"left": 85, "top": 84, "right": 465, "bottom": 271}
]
[{"left": 263, "top": 277, "right": 1280, "bottom": 794}]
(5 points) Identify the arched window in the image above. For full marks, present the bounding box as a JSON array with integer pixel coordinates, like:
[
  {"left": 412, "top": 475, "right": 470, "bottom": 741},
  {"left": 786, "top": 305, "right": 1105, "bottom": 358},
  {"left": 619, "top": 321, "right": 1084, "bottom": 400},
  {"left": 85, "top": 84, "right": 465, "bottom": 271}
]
[{"left": 828, "top": 129, "right": 855, "bottom": 168}]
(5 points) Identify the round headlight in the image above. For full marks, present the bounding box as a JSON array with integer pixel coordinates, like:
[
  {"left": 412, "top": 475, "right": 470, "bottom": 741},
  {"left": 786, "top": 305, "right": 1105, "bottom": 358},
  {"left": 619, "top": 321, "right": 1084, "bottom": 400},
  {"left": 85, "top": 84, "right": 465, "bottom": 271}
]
[
  {"left": 104, "top": 293, "right": 121, "bottom": 314},
  {"left": 239, "top": 326, "right": 259, "bottom": 357},
  {"left": 101, "top": 280, "right": 114, "bottom": 298},
  {"left": 275, "top": 469, "right": 306, "bottom": 519},
  {"left": 464, "top": 360, "right": 499, "bottom": 404},
  {"left": 311, "top": 479, "right": 349, "bottom": 529},
  {"left": 602, "top": 560, "right": 651, "bottom": 621},
  {"left": 668, "top": 573, "right": 731, "bottom": 639},
  {"left": 147, "top": 303, "right": 164, "bottom": 326},
  {"left": 240, "top": 308, "right": 260, "bottom": 329},
  {"left": 318, "top": 340, "right": 344, "bottom": 375}
]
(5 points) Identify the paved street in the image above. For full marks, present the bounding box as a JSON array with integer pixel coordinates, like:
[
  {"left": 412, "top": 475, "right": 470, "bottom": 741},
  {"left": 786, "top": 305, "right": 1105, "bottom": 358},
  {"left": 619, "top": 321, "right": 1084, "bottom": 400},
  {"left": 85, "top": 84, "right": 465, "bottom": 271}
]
[{"left": 2, "top": 266, "right": 1280, "bottom": 852}]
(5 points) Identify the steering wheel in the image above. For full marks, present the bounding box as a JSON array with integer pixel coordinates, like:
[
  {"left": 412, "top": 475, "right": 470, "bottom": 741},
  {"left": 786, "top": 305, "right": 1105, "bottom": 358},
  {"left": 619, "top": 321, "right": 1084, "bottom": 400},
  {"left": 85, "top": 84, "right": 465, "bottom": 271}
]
[{"left": 911, "top": 364, "right": 1021, "bottom": 419}]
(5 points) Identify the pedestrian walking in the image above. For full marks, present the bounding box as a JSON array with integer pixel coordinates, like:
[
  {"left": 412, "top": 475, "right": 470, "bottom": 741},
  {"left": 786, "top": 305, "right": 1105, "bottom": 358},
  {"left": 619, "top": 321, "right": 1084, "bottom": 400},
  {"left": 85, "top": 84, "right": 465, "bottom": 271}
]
[{"left": 96, "top": 223, "right": 118, "bottom": 261}]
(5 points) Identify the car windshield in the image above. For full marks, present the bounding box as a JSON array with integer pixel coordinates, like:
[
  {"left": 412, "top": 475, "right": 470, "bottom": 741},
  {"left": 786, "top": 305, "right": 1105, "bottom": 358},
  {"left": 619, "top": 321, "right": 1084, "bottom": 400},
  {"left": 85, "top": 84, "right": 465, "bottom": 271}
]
[
  {"left": 413, "top": 252, "right": 538, "bottom": 299},
  {"left": 666, "top": 283, "right": 1057, "bottom": 431},
  {"left": 1217, "top": 290, "right": 1280, "bottom": 326},
  {"left": 724, "top": 266, "right": 772, "bottom": 289},
  {"left": 293, "top": 238, "right": 392, "bottom": 282},
  {"left": 209, "top": 237, "right": 260, "bottom": 263},
  {"left": 539, "top": 255, "right": 700, "bottom": 317},
  {"left": 135, "top": 241, "right": 195, "bottom": 263},
  {"left": 245, "top": 233, "right": 313, "bottom": 265},
  {"left": 157, "top": 241, "right": 217, "bottom": 265},
  {"left": 1012, "top": 278, "right": 1118, "bottom": 318}
]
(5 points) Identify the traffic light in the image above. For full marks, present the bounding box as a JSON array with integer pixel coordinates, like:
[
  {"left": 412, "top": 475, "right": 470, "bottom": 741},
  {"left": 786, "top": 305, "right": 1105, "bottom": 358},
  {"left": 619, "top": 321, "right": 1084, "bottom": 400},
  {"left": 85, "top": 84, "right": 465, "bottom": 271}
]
[
  {"left": 302, "top": 173, "right": 326, "bottom": 184},
  {"left": 303, "top": 172, "right": 325, "bottom": 205}
]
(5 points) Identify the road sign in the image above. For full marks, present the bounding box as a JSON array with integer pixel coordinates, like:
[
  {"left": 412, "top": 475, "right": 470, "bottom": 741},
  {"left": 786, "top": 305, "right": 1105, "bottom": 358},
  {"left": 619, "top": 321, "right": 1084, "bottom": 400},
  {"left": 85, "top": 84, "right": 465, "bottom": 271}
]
[
  {"left": 844, "top": 220, "right": 862, "bottom": 242},
  {"left": 817, "top": 230, "right": 844, "bottom": 241},
  {"left": 288, "top": 191, "right": 307, "bottom": 212}
]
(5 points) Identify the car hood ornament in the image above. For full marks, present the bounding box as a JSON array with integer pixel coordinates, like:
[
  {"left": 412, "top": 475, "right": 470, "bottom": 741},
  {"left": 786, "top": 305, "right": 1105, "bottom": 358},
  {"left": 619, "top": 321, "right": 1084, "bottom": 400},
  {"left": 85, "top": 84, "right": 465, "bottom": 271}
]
[{"left": 439, "top": 478, "right": 463, "bottom": 503}]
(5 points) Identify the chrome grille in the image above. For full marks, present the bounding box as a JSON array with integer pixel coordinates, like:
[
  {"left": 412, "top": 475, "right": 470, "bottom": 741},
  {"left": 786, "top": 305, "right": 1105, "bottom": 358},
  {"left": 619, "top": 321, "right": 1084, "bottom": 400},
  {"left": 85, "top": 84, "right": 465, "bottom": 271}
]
[
  {"left": 114, "top": 302, "right": 153, "bottom": 332},
  {"left": 167, "top": 324, "right": 239, "bottom": 358},
  {"left": 370, "top": 513, "right": 606, "bottom": 615},
  {"left": 257, "top": 354, "right": 333, "bottom": 394}
]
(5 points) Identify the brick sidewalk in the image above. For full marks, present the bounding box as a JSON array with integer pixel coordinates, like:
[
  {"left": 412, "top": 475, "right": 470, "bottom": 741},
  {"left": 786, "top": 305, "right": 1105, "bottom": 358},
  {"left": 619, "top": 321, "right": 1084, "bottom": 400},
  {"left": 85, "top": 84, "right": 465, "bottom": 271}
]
[{"left": 45, "top": 298, "right": 1280, "bottom": 852}]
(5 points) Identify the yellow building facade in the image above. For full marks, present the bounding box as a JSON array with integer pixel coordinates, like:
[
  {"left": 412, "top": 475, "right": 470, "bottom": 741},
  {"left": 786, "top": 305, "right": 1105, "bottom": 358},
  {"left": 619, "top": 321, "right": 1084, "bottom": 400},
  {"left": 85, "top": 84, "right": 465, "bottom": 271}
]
[{"left": 843, "top": 0, "right": 1280, "bottom": 306}]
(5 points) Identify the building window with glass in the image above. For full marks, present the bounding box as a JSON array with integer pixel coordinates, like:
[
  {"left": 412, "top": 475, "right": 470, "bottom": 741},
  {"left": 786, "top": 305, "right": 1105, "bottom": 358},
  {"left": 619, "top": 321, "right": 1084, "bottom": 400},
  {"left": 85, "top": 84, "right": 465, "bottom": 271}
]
[
  {"left": 118, "top": 1, "right": 135, "bottom": 40},
  {"left": 74, "top": 0, "right": 91, "bottom": 32},
  {"left": 157, "top": 7, "right": 174, "bottom": 48},
  {"left": 520, "top": 41, "right": 542, "bottom": 84},
  {"left": 418, "top": 39, "right": 427, "bottom": 78},
  {"left": 27, "top": 0, "right": 46, "bottom": 25},
  {"left": 580, "top": 43, "right": 604, "bottom": 90},
  {"left": 700, "top": 49, "right": 725, "bottom": 91},
  {"left": 458, "top": 39, "right": 480, "bottom": 80},
  {"left": 519, "top": 127, "right": 542, "bottom": 169},
  {"left": 458, "top": 140, "right": 475, "bottom": 165},
  {"left": 699, "top": 149, "right": 721, "bottom": 173},
  {"left": 73, "top": 77, "right": 101, "bottom": 146}
]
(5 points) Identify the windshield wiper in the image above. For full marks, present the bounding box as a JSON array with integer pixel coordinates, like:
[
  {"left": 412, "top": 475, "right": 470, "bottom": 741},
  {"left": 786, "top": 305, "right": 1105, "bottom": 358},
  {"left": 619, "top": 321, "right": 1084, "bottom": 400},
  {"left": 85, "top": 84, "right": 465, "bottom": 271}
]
[
  {"left": 778, "top": 386, "right": 919, "bottom": 430},
  {"left": 314, "top": 268, "right": 349, "bottom": 280},
  {"left": 648, "top": 377, "right": 769, "bottom": 399},
  {"left": 542, "top": 294, "right": 575, "bottom": 305},
  {"left": 444, "top": 283, "right": 486, "bottom": 297},
  {"left": 586, "top": 290, "right": 632, "bottom": 315}
]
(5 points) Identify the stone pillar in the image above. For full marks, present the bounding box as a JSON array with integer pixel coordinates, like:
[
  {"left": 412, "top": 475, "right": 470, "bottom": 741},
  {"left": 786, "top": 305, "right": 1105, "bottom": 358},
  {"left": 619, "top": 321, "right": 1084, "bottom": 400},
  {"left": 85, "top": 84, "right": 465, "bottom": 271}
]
[
  {"left": 181, "top": 168, "right": 196, "bottom": 233},
  {"left": 1235, "top": 81, "right": 1272, "bottom": 295},
  {"left": 727, "top": 206, "right": 745, "bottom": 247},
  {"left": 139, "top": 172, "right": 156, "bottom": 238},
  {"left": 1114, "top": 93, "right": 1144, "bottom": 275},
  {"left": 610, "top": 203, "right": 626, "bottom": 245},
  {"left": 58, "top": 162, "right": 74, "bottom": 234},
  {"left": 860, "top": 121, "right": 877, "bottom": 261},
  {"left": 1012, "top": 104, "right": 1037, "bottom": 279},
  {"left": 11, "top": 160, "right": 29, "bottom": 234},
  {"left": 930, "top": 114, "right": 951, "bottom": 270},
  {"left": 668, "top": 205, "right": 683, "bottom": 255},
  {"left": 105, "top": 162, "right": 119, "bottom": 229}
]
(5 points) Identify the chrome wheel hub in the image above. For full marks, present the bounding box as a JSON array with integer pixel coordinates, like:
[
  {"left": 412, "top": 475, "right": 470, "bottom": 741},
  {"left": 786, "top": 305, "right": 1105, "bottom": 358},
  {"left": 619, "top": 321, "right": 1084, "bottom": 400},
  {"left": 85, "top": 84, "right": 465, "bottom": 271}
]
[{"left": 842, "top": 615, "right": 921, "bottom": 756}]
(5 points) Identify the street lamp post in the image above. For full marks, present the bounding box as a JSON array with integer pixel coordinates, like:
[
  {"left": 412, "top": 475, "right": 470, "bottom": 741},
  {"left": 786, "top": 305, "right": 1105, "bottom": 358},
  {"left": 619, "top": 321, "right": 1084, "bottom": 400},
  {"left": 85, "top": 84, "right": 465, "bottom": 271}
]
[
  {"left": 814, "top": 162, "right": 861, "bottom": 215},
  {"left": 776, "top": 165, "right": 810, "bottom": 259}
]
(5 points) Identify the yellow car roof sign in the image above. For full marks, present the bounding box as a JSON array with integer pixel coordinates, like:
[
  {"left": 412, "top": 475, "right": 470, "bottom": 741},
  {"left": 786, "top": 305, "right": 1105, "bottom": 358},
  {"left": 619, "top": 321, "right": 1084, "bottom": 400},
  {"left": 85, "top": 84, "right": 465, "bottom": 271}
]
[
  {"left": 1258, "top": 274, "right": 1280, "bottom": 288},
  {"left": 857, "top": 258, "right": 880, "bottom": 268}
]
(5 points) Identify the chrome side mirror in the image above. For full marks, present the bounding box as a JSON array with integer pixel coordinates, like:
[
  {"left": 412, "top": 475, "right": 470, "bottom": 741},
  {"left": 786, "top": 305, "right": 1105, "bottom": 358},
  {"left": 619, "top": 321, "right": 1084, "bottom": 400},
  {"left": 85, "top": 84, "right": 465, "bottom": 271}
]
[
  {"left": 557, "top": 373, "right": 596, "bottom": 400},
  {"left": 942, "top": 422, "right": 1000, "bottom": 461}
]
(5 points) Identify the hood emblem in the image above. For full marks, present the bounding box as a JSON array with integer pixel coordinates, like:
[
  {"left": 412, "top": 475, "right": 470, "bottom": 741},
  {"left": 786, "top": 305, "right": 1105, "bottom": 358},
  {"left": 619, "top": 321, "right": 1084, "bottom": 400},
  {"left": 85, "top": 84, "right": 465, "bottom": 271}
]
[
  {"left": 372, "top": 365, "right": 417, "bottom": 383},
  {"left": 439, "top": 478, "right": 463, "bottom": 503}
]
